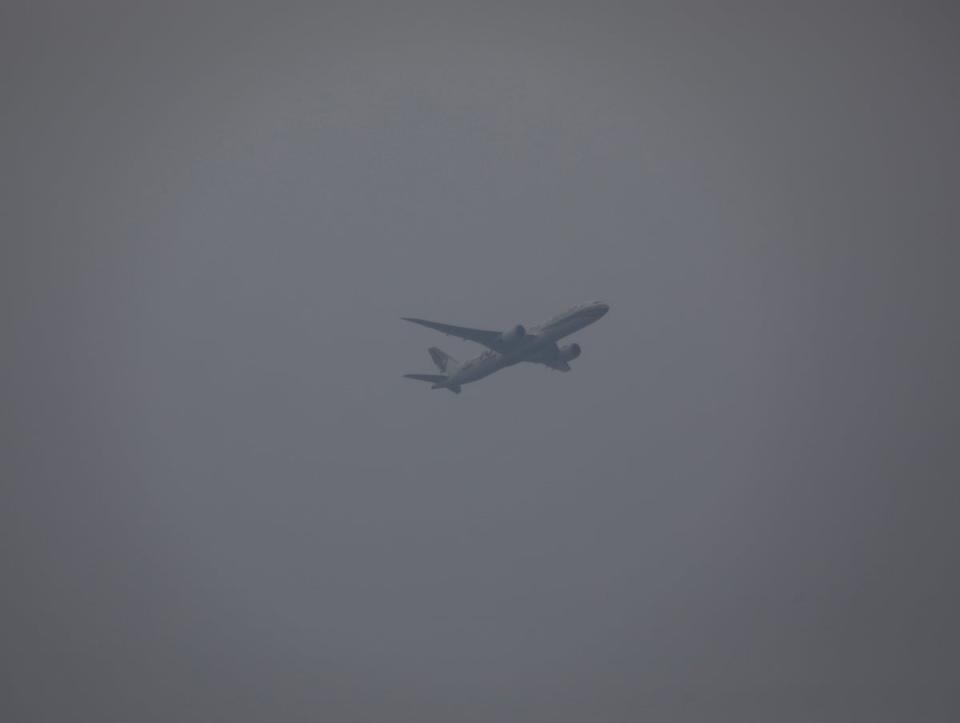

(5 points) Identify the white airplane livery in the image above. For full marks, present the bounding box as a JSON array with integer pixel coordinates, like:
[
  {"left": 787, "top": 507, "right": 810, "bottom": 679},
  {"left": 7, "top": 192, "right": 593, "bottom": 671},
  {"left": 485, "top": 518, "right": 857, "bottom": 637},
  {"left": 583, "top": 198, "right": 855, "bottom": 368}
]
[{"left": 403, "top": 301, "right": 610, "bottom": 394}]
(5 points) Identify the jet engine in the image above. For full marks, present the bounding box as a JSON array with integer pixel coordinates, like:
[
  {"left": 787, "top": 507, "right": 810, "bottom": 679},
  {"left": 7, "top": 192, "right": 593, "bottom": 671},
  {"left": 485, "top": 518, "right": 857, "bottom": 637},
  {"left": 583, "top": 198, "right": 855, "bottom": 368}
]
[
  {"left": 500, "top": 324, "right": 526, "bottom": 344},
  {"left": 558, "top": 343, "right": 581, "bottom": 362}
]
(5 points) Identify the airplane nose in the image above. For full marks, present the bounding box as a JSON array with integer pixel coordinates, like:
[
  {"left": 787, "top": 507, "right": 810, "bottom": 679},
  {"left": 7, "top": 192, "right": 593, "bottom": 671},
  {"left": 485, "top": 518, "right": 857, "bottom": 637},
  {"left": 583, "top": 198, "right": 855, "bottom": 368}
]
[{"left": 594, "top": 302, "right": 610, "bottom": 316}]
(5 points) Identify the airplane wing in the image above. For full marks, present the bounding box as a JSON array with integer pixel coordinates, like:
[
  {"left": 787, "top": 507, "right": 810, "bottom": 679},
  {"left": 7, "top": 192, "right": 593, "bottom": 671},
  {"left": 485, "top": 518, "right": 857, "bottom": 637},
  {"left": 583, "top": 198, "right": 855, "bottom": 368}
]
[
  {"left": 523, "top": 341, "right": 571, "bottom": 371},
  {"left": 402, "top": 317, "right": 508, "bottom": 352}
]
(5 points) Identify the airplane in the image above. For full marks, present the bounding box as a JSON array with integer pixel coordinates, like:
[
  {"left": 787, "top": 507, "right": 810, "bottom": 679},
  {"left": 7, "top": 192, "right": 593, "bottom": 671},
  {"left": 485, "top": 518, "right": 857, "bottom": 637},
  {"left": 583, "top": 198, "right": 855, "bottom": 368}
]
[{"left": 403, "top": 301, "right": 610, "bottom": 393}]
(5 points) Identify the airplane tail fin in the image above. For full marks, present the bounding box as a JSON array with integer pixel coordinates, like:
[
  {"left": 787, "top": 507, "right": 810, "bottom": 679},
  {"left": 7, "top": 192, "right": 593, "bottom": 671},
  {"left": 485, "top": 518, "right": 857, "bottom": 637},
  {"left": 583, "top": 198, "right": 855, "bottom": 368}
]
[
  {"left": 403, "top": 373, "right": 461, "bottom": 394},
  {"left": 428, "top": 347, "right": 459, "bottom": 373}
]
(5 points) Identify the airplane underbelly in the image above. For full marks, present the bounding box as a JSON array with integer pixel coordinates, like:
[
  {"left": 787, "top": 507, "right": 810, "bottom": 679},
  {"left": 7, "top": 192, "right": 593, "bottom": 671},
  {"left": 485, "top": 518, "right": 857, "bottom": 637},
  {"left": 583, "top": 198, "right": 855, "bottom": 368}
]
[
  {"left": 514, "top": 335, "right": 557, "bottom": 359},
  {"left": 457, "top": 359, "right": 503, "bottom": 383},
  {"left": 555, "top": 319, "right": 585, "bottom": 338},
  {"left": 481, "top": 359, "right": 510, "bottom": 380}
]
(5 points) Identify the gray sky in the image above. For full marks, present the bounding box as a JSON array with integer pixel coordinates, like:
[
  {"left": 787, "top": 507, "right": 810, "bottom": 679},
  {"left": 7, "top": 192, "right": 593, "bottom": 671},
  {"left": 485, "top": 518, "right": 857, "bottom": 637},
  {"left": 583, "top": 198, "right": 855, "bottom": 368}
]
[{"left": 4, "top": 1, "right": 959, "bottom": 721}]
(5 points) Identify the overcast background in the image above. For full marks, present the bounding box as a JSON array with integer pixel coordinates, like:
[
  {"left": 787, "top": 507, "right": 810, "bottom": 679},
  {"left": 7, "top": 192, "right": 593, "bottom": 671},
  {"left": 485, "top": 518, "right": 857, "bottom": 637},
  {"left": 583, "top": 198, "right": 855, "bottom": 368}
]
[{"left": 3, "top": 1, "right": 959, "bottom": 721}]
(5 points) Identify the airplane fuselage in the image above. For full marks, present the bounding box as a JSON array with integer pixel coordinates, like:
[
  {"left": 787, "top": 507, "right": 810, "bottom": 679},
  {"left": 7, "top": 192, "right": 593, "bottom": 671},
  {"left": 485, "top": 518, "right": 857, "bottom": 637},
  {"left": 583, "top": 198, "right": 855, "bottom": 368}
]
[{"left": 441, "top": 301, "right": 609, "bottom": 388}]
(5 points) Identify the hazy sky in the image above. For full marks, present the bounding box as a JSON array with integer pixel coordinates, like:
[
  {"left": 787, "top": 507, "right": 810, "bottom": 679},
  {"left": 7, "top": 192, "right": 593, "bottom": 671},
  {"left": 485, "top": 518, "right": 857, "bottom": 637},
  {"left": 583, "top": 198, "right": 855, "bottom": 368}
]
[{"left": 4, "top": 2, "right": 959, "bottom": 721}]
